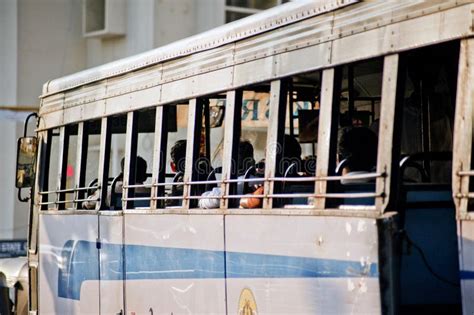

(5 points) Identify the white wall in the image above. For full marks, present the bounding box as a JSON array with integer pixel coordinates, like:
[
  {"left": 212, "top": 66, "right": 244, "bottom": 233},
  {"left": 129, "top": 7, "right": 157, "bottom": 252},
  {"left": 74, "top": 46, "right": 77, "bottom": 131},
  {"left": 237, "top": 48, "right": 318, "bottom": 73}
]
[{"left": 0, "top": 0, "right": 18, "bottom": 239}]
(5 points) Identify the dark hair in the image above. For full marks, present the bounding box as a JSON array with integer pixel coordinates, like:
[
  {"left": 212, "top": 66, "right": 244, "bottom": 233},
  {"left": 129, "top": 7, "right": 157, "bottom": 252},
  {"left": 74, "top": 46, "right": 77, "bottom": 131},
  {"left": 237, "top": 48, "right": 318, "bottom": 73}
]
[
  {"left": 120, "top": 156, "right": 148, "bottom": 183},
  {"left": 238, "top": 140, "right": 255, "bottom": 175},
  {"left": 338, "top": 127, "right": 378, "bottom": 172},
  {"left": 283, "top": 135, "right": 302, "bottom": 160},
  {"left": 170, "top": 140, "right": 187, "bottom": 172}
]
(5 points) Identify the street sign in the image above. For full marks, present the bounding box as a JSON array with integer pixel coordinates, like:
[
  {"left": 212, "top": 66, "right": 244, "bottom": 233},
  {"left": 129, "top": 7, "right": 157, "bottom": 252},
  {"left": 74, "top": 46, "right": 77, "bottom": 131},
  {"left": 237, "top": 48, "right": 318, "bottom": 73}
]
[{"left": 0, "top": 239, "right": 27, "bottom": 258}]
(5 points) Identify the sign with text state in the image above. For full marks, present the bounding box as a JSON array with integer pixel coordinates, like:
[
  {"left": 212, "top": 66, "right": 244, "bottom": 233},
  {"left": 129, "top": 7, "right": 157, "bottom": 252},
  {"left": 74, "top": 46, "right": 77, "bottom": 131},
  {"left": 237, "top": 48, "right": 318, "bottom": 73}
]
[{"left": 0, "top": 239, "right": 27, "bottom": 258}]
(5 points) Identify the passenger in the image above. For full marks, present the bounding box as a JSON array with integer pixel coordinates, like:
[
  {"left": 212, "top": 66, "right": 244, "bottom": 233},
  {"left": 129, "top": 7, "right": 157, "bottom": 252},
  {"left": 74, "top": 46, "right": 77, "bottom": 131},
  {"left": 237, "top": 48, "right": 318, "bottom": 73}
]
[
  {"left": 167, "top": 139, "right": 212, "bottom": 207},
  {"left": 199, "top": 140, "right": 255, "bottom": 209},
  {"left": 281, "top": 134, "right": 302, "bottom": 176},
  {"left": 166, "top": 140, "right": 186, "bottom": 207},
  {"left": 338, "top": 127, "right": 378, "bottom": 184},
  {"left": 302, "top": 155, "right": 317, "bottom": 176},
  {"left": 240, "top": 135, "right": 302, "bottom": 208},
  {"left": 82, "top": 156, "right": 149, "bottom": 209}
]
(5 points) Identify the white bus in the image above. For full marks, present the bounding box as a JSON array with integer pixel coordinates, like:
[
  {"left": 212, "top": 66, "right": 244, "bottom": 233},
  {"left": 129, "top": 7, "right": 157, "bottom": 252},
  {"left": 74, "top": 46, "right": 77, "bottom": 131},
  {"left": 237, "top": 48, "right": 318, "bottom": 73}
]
[{"left": 13, "top": 0, "right": 474, "bottom": 314}]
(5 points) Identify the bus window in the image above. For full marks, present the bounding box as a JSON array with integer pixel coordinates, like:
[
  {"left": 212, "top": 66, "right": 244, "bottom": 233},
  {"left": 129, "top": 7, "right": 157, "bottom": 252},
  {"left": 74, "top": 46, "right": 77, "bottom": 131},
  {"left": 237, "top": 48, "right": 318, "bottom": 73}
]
[
  {"left": 200, "top": 84, "right": 271, "bottom": 209},
  {"left": 105, "top": 115, "right": 127, "bottom": 210},
  {"left": 160, "top": 103, "right": 188, "bottom": 208},
  {"left": 126, "top": 108, "right": 155, "bottom": 209},
  {"left": 279, "top": 72, "right": 321, "bottom": 207},
  {"left": 329, "top": 58, "right": 383, "bottom": 207},
  {"left": 194, "top": 96, "right": 225, "bottom": 209},
  {"left": 83, "top": 120, "right": 102, "bottom": 205},
  {"left": 62, "top": 124, "right": 78, "bottom": 209},
  {"left": 40, "top": 128, "right": 59, "bottom": 210}
]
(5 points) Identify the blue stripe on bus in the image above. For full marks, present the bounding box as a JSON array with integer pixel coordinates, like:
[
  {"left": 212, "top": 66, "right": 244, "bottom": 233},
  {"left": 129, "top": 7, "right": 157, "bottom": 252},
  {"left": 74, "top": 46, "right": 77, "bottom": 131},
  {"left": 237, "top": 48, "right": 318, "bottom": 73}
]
[
  {"left": 460, "top": 270, "right": 474, "bottom": 280},
  {"left": 58, "top": 240, "right": 378, "bottom": 300}
]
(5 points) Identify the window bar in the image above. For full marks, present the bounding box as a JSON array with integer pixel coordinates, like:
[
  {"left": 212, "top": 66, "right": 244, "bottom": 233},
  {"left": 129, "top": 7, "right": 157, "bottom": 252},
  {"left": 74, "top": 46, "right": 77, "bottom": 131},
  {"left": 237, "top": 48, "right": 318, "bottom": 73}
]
[
  {"left": 56, "top": 126, "right": 69, "bottom": 210},
  {"left": 150, "top": 105, "right": 168, "bottom": 210},
  {"left": 124, "top": 111, "right": 139, "bottom": 210},
  {"left": 97, "top": 117, "right": 111, "bottom": 210},
  {"left": 263, "top": 79, "right": 288, "bottom": 209},
  {"left": 221, "top": 90, "right": 242, "bottom": 209},
  {"left": 74, "top": 122, "right": 89, "bottom": 209},
  {"left": 39, "top": 130, "right": 52, "bottom": 210},
  {"left": 204, "top": 100, "right": 211, "bottom": 163},
  {"left": 375, "top": 54, "right": 400, "bottom": 212},
  {"left": 183, "top": 98, "right": 204, "bottom": 209},
  {"left": 315, "top": 68, "right": 341, "bottom": 209}
]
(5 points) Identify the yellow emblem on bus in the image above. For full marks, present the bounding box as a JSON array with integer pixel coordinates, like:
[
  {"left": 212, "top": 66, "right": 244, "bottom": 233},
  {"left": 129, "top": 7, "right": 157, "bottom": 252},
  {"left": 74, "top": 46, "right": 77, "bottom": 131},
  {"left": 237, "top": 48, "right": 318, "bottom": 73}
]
[{"left": 238, "top": 288, "right": 258, "bottom": 315}]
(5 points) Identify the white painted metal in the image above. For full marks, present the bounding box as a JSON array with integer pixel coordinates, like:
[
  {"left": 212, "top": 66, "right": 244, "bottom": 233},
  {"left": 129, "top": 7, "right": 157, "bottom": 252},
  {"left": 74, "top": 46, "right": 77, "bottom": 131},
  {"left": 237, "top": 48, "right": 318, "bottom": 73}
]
[
  {"left": 123, "top": 214, "right": 226, "bottom": 314},
  {"left": 375, "top": 54, "right": 398, "bottom": 212},
  {"left": 314, "top": 68, "right": 335, "bottom": 209},
  {"left": 38, "top": 213, "right": 99, "bottom": 315},
  {"left": 98, "top": 214, "right": 124, "bottom": 315},
  {"left": 43, "top": 0, "right": 358, "bottom": 96},
  {"left": 225, "top": 215, "right": 381, "bottom": 314}
]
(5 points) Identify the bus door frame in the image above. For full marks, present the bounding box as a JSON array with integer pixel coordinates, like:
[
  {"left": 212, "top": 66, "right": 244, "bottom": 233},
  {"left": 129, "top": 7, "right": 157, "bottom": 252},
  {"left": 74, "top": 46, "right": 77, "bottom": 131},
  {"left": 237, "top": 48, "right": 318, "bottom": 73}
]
[{"left": 452, "top": 37, "right": 474, "bottom": 315}]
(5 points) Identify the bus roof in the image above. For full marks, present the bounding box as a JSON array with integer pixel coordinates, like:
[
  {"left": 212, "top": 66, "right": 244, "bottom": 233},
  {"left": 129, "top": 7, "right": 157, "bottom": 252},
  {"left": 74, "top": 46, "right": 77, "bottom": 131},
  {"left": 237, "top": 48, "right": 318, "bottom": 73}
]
[{"left": 41, "top": 0, "right": 358, "bottom": 97}]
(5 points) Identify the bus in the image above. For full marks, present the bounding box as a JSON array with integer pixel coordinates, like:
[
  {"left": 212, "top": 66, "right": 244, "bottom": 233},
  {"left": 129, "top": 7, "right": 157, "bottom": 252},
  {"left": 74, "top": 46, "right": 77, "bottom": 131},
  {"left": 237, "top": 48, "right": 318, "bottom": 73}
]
[{"left": 13, "top": 0, "right": 474, "bottom": 314}]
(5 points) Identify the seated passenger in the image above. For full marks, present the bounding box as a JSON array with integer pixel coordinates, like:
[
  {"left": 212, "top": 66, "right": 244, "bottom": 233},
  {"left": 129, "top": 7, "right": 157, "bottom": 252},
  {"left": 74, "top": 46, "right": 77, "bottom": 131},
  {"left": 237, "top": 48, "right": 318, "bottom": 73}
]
[
  {"left": 82, "top": 156, "right": 149, "bottom": 209},
  {"left": 167, "top": 140, "right": 186, "bottom": 207},
  {"left": 167, "top": 139, "right": 212, "bottom": 207},
  {"left": 338, "top": 127, "right": 378, "bottom": 184},
  {"left": 281, "top": 134, "right": 302, "bottom": 176},
  {"left": 199, "top": 140, "right": 255, "bottom": 209},
  {"left": 240, "top": 135, "right": 302, "bottom": 208}
]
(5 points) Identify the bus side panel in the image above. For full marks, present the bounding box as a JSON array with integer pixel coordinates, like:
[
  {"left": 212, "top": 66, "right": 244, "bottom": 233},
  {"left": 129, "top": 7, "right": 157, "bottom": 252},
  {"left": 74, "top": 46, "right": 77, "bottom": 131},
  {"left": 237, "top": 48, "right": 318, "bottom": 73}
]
[
  {"left": 225, "top": 215, "right": 381, "bottom": 315},
  {"left": 99, "top": 214, "right": 124, "bottom": 315},
  {"left": 459, "top": 220, "right": 474, "bottom": 315},
  {"left": 38, "top": 214, "right": 99, "bottom": 315},
  {"left": 123, "top": 214, "right": 226, "bottom": 315}
]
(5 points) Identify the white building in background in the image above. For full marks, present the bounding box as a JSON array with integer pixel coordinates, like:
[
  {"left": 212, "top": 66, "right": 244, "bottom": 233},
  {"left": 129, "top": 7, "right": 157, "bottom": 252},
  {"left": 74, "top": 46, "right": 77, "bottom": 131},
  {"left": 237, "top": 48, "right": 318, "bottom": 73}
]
[{"left": 0, "top": 0, "right": 289, "bottom": 241}]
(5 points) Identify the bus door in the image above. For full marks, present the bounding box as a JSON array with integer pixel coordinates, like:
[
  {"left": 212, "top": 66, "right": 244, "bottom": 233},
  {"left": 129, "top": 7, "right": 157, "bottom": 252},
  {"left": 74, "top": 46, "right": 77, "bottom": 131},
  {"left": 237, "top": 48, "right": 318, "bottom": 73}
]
[
  {"left": 37, "top": 124, "right": 101, "bottom": 314},
  {"left": 453, "top": 38, "right": 474, "bottom": 315},
  {"left": 394, "top": 42, "right": 461, "bottom": 313}
]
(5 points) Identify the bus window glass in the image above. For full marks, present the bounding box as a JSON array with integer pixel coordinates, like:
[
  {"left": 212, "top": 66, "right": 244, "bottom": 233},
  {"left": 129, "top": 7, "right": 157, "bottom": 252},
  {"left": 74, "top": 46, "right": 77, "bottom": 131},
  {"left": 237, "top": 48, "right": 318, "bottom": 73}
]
[
  {"left": 330, "top": 58, "right": 383, "bottom": 207},
  {"left": 228, "top": 84, "right": 270, "bottom": 209},
  {"left": 163, "top": 103, "right": 188, "bottom": 208},
  {"left": 130, "top": 108, "right": 155, "bottom": 208},
  {"left": 44, "top": 128, "right": 60, "bottom": 209},
  {"left": 63, "top": 124, "right": 78, "bottom": 209},
  {"left": 84, "top": 120, "right": 102, "bottom": 197},
  {"left": 278, "top": 72, "right": 321, "bottom": 207},
  {"left": 194, "top": 97, "right": 225, "bottom": 209},
  {"left": 107, "top": 115, "right": 127, "bottom": 209}
]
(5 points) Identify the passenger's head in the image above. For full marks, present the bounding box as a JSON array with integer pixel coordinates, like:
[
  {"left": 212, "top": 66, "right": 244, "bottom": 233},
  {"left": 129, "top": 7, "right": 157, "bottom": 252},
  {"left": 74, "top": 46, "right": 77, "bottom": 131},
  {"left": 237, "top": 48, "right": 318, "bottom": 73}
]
[
  {"left": 120, "top": 156, "right": 148, "bottom": 183},
  {"left": 170, "top": 140, "right": 187, "bottom": 173},
  {"left": 283, "top": 134, "right": 302, "bottom": 160},
  {"left": 338, "top": 127, "right": 378, "bottom": 172},
  {"left": 238, "top": 140, "right": 255, "bottom": 176}
]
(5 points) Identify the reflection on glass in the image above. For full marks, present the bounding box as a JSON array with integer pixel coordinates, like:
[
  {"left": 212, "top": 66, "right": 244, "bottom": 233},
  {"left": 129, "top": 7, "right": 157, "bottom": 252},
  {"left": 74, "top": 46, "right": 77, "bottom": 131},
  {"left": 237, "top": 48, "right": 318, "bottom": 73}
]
[{"left": 16, "top": 137, "right": 38, "bottom": 188}]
